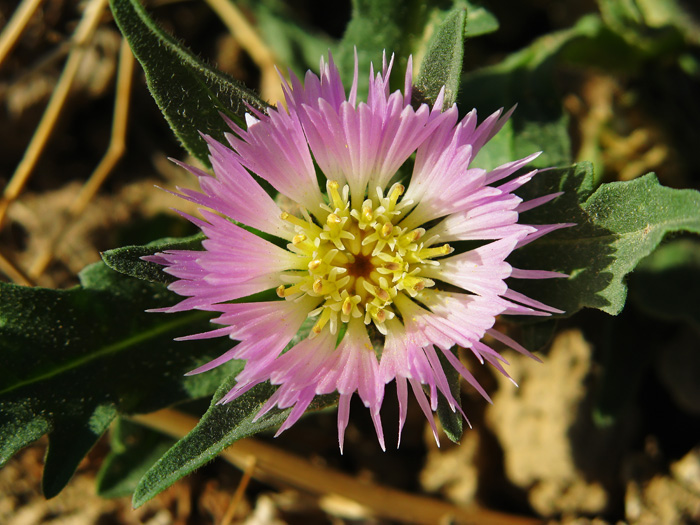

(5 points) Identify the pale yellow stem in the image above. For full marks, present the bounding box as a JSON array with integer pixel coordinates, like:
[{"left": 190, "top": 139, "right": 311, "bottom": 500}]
[
  {"left": 0, "top": 250, "right": 34, "bottom": 286},
  {"left": 0, "top": 0, "right": 109, "bottom": 227},
  {"left": 0, "top": 0, "right": 45, "bottom": 69},
  {"left": 203, "top": 0, "right": 284, "bottom": 104},
  {"left": 221, "top": 456, "right": 256, "bottom": 525},
  {"left": 70, "top": 38, "right": 134, "bottom": 216},
  {"left": 27, "top": 37, "right": 134, "bottom": 280}
]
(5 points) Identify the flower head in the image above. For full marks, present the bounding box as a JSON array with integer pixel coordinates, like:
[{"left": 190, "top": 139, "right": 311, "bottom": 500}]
[{"left": 148, "top": 53, "right": 567, "bottom": 451}]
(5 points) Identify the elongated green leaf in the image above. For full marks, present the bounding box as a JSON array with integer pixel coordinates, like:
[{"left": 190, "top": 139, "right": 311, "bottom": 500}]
[
  {"left": 511, "top": 165, "right": 700, "bottom": 316},
  {"left": 109, "top": 0, "right": 269, "bottom": 166},
  {"left": 238, "top": 0, "right": 337, "bottom": 78},
  {"left": 629, "top": 238, "right": 700, "bottom": 328},
  {"left": 102, "top": 233, "right": 205, "bottom": 284},
  {"left": 461, "top": 17, "right": 610, "bottom": 171},
  {"left": 598, "top": 0, "right": 699, "bottom": 47},
  {"left": 0, "top": 263, "right": 237, "bottom": 497},
  {"left": 435, "top": 347, "right": 463, "bottom": 443},
  {"left": 415, "top": 9, "right": 466, "bottom": 108},
  {"left": 133, "top": 377, "right": 286, "bottom": 507},
  {"left": 133, "top": 316, "right": 336, "bottom": 507},
  {"left": 336, "top": 0, "right": 440, "bottom": 96}
]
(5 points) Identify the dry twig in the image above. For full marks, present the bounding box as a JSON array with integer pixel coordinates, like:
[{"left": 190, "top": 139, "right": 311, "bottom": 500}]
[
  {"left": 27, "top": 36, "right": 134, "bottom": 280},
  {"left": 0, "top": 0, "right": 109, "bottom": 227}
]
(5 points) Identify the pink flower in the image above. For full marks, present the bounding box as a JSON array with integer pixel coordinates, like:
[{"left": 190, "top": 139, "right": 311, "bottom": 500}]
[{"left": 147, "top": 53, "right": 568, "bottom": 452}]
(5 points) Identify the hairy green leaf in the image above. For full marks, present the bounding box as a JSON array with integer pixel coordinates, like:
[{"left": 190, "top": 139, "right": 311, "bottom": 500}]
[
  {"left": 132, "top": 376, "right": 286, "bottom": 507},
  {"left": 109, "top": 0, "right": 269, "bottom": 166},
  {"left": 336, "top": 0, "right": 445, "bottom": 97},
  {"left": 0, "top": 263, "right": 235, "bottom": 497},
  {"left": 102, "top": 233, "right": 205, "bottom": 284},
  {"left": 435, "top": 347, "right": 463, "bottom": 443},
  {"left": 133, "top": 314, "right": 336, "bottom": 506},
  {"left": 512, "top": 165, "right": 700, "bottom": 316},
  {"left": 415, "top": 8, "right": 466, "bottom": 108}
]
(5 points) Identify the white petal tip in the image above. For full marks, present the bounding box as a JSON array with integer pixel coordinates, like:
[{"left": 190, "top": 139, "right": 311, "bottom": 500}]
[{"left": 244, "top": 113, "right": 260, "bottom": 128}]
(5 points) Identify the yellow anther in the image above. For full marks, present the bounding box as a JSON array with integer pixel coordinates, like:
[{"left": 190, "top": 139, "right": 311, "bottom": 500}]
[
  {"left": 380, "top": 222, "right": 393, "bottom": 238},
  {"left": 399, "top": 274, "right": 434, "bottom": 297},
  {"left": 362, "top": 205, "right": 373, "bottom": 222},
  {"left": 376, "top": 288, "right": 390, "bottom": 302},
  {"left": 292, "top": 233, "right": 307, "bottom": 245},
  {"left": 327, "top": 180, "right": 347, "bottom": 210},
  {"left": 388, "top": 183, "right": 404, "bottom": 207},
  {"left": 313, "top": 278, "right": 338, "bottom": 295},
  {"left": 363, "top": 280, "right": 390, "bottom": 302},
  {"left": 375, "top": 309, "right": 387, "bottom": 323},
  {"left": 325, "top": 213, "right": 345, "bottom": 239},
  {"left": 384, "top": 262, "right": 401, "bottom": 271},
  {"left": 342, "top": 296, "right": 354, "bottom": 315},
  {"left": 407, "top": 228, "right": 425, "bottom": 242},
  {"left": 280, "top": 211, "right": 309, "bottom": 229},
  {"left": 277, "top": 282, "right": 306, "bottom": 298},
  {"left": 311, "top": 307, "right": 332, "bottom": 335},
  {"left": 308, "top": 259, "right": 323, "bottom": 271},
  {"left": 421, "top": 245, "right": 448, "bottom": 259},
  {"left": 421, "top": 243, "right": 453, "bottom": 259}
]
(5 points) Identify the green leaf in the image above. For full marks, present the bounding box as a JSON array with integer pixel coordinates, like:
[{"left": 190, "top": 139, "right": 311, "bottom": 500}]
[
  {"left": 463, "top": 1, "right": 498, "bottom": 37},
  {"left": 597, "top": 0, "right": 689, "bottom": 51},
  {"left": 635, "top": 0, "right": 700, "bottom": 45},
  {"left": 598, "top": 0, "right": 645, "bottom": 34},
  {"left": 512, "top": 165, "right": 700, "bottom": 317},
  {"left": 96, "top": 418, "right": 176, "bottom": 499},
  {"left": 435, "top": 347, "right": 463, "bottom": 443},
  {"left": 598, "top": 0, "right": 700, "bottom": 47},
  {"left": 415, "top": 8, "right": 466, "bottom": 108},
  {"left": 629, "top": 238, "right": 700, "bottom": 328},
  {"left": 238, "top": 0, "right": 337, "bottom": 78},
  {"left": 580, "top": 174, "right": 700, "bottom": 313},
  {"left": 102, "top": 233, "right": 205, "bottom": 284},
  {"left": 109, "top": 0, "right": 269, "bottom": 166},
  {"left": 0, "top": 262, "right": 236, "bottom": 497},
  {"left": 336, "top": 0, "right": 438, "bottom": 97},
  {"left": 133, "top": 377, "right": 285, "bottom": 508},
  {"left": 461, "top": 17, "right": 612, "bottom": 171},
  {"left": 133, "top": 315, "right": 337, "bottom": 507}
]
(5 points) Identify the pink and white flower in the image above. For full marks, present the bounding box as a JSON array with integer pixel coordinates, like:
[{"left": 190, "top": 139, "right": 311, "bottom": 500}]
[{"left": 147, "top": 53, "right": 568, "bottom": 451}]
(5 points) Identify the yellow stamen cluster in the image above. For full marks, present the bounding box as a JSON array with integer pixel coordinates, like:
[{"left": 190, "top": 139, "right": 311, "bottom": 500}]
[{"left": 277, "top": 181, "right": 453, "bottom": 336}]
